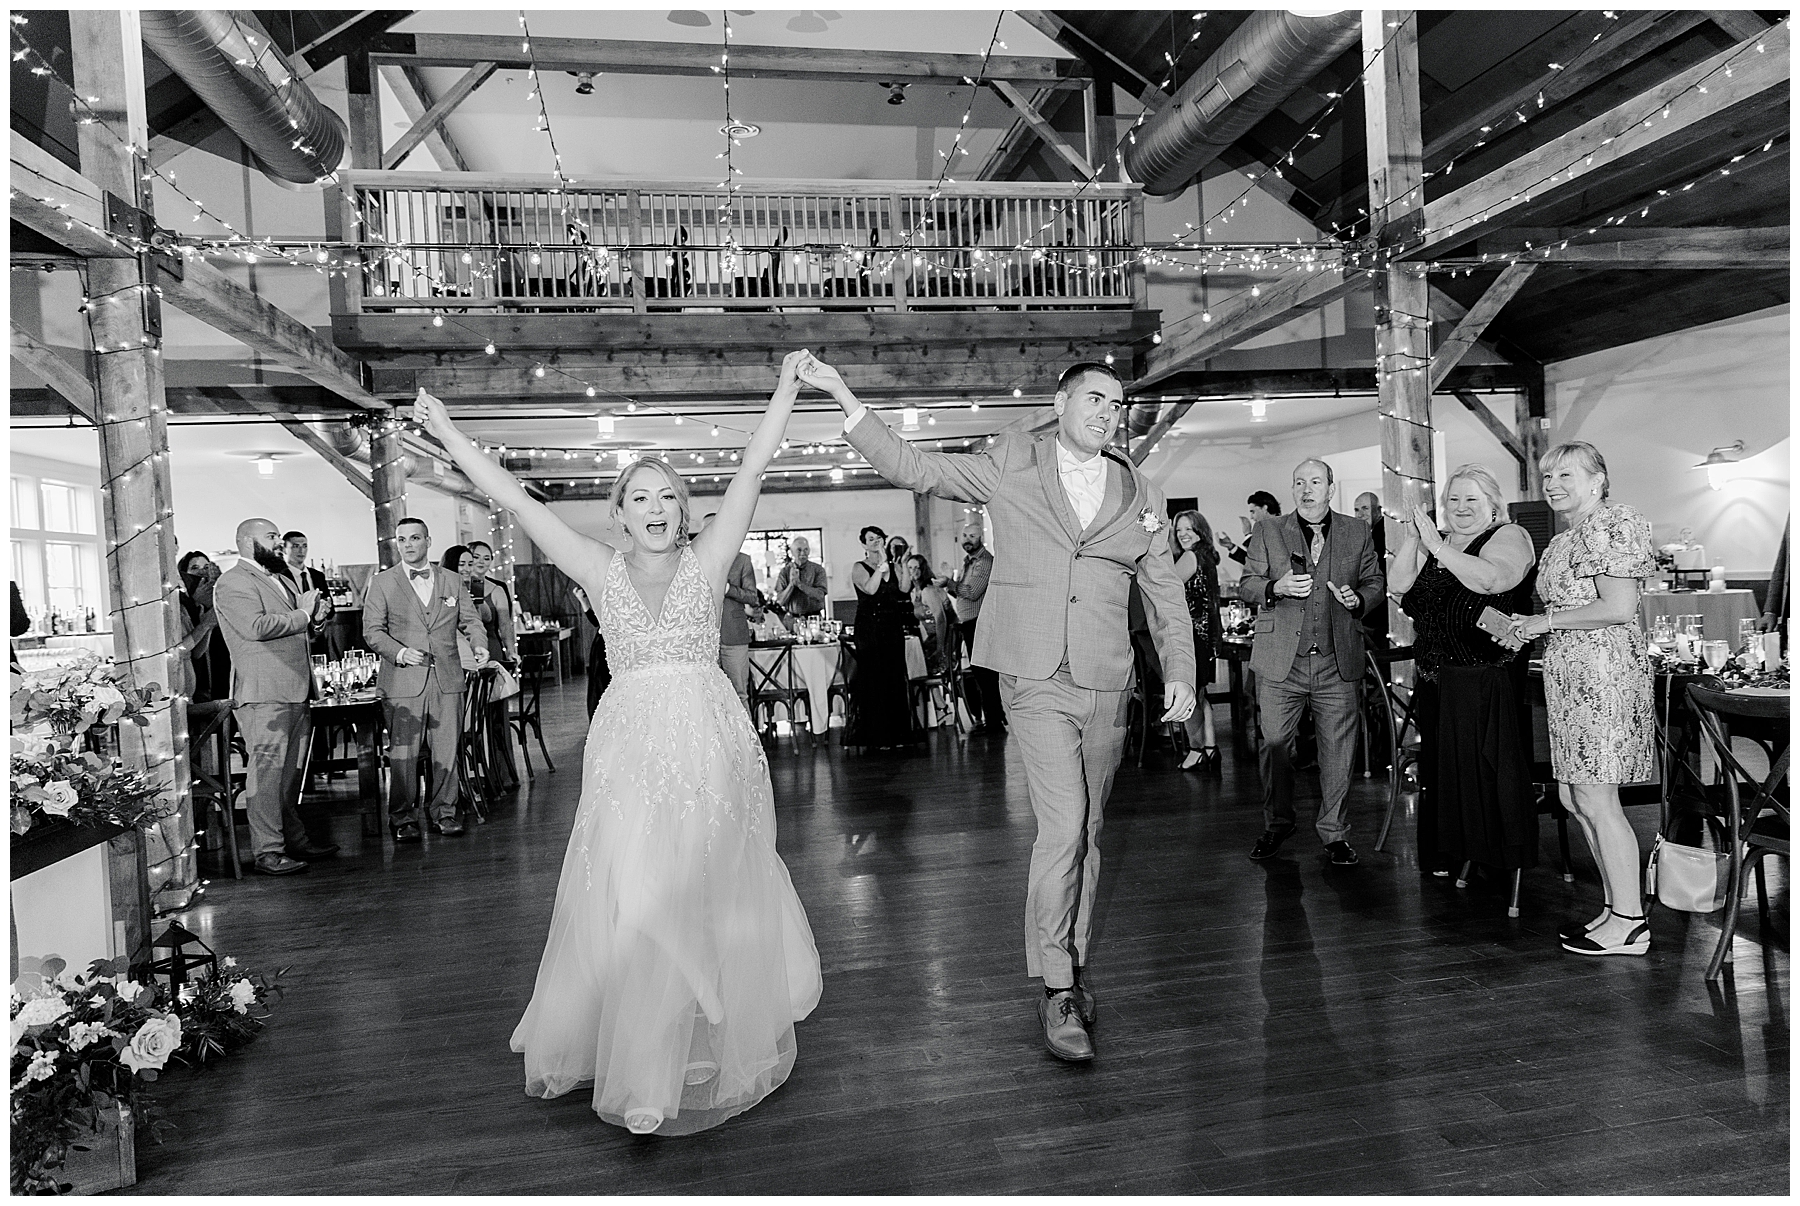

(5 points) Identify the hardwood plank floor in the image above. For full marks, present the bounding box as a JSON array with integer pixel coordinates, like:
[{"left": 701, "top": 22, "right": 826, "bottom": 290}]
[{"left": 125, "top": 683, "right": 1787, "bottom": 1194}]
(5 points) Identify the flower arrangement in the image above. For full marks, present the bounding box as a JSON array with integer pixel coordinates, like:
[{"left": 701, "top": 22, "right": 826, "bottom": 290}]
[
  {"left": 10, "top": 737, "right": 171, "bottom": 838},
  {"left": 166, "top": 957, "right": 283, "bottom": 1069},
  {"left": 10, "top": 957, "right": 179, "bottom": 1195},
  {"left": 10, "top": 653, "right": 161, "bottom": 744}
]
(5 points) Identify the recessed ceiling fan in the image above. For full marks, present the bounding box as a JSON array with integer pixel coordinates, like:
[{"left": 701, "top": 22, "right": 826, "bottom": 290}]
[{"left": 665, "top": 10, "right": 755, "bottom": 27}]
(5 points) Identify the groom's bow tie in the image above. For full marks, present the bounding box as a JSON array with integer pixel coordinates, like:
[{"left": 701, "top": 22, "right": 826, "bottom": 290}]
[
  {"left": 1061, "top": 458, "right": 1104, "bottom": 485},
  {"left": 408, "top": 568, "right": 432, "bottom": 581}
]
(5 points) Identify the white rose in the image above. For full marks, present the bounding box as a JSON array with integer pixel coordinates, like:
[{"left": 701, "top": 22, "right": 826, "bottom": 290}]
[
  {"left": 221, "top": 956, "right": 237, "bottom": 969},
  {"left": 14, "top": 996, "right": 70, "bottom": 1029},
  {"left": 40, "top": 780, "right": 79, "bottom": 817},
  {"left": 227, "top": 979, "right": 257, "bottom": 1014},
  {"left": 89, "top": 684, "right": 125, "bottom": 709},
  {"left": 117, "top": 980, "right": 149, "bottom": 1006},
  {"left": 64, "top": 1021, "right": 115, "bottom": 1052},
  {"left": 118, "top": 1015, "right": 181, "bottom": 1073}
]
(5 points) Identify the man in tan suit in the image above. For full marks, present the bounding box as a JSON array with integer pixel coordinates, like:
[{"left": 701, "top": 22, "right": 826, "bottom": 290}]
[
  {"left": 810, "top": 356, "right": 1196, "bottom": 1064},
  {"left": 213, "top": 517, "right": 339, "bottom": 876},
  {"left": 362, "top": 517, "right": 488, "bottom": 842}
]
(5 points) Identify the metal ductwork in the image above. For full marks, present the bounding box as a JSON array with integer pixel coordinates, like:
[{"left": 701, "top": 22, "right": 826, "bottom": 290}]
[
  {"left": 308, "top": 421, "right": 364, "bottom": 458},
  {"left": 141, "top": 11, "right": 347, "bottom": 187},
  {"left": 1124, "top": 10, "right": 1363, "bottom": 198}
]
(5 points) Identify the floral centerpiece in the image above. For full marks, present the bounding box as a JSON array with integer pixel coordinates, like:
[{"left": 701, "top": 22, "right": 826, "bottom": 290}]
[
  {"left": 10, "top": 737, "right": 171, "bottom": 838},
  {"left": 10, "top": 653, "right": 161, "bottom": 746},
  {"left": 10, "top": 957, "right": 179, "bottom": 1195}
]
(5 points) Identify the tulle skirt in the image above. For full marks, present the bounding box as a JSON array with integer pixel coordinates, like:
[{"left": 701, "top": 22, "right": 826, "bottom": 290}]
[{"left": 509, "top": 661, "right": 822, "bottom": 1136}]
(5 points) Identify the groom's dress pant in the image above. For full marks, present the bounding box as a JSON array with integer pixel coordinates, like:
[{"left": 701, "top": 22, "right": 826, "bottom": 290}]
[
  {"left": 384, "top": 667, "right": 465, "bottom": 827},
  {"left": 1000, "top": 664, "right": 1129, "bottom": 987}
]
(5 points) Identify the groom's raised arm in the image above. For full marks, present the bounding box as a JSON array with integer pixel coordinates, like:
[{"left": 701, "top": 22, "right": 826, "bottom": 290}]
[{"left": 842, "top": 406, "right": 1005, "bottom": 503}]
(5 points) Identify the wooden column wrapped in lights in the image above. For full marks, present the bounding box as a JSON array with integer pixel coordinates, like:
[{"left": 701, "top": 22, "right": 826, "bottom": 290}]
[
  {"left": 489, "top": 505, "right": 518, "bottom": 580},
  {"left": 1363, "top": 8, "right": 1432, "bottom": 648},
  {"left": 371, "top": 419, "right": 408, "bottom": 569},
  {"left": 70, "top": 10, "right": 194, "bottom": 941}
]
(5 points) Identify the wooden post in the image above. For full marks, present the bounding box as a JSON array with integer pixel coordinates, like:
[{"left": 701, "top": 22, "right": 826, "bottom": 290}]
[
  {"left": 913, "top": 493, "right": 935, "bottom": 568},
  {"left": 70, "top": 10, "right": 193, "bottom": 944},
  {"left": 1364, "top": 9, "right": 1431, "bottom": 648},
  {"left": 371, "top": 421, "right": 407, "bottom": 569},
  {"left": 1517, "top": 365, "right": 1548, "bottom": 500},
  {"left": 344, "top": 51, "right": 382, "bottom": 171}
]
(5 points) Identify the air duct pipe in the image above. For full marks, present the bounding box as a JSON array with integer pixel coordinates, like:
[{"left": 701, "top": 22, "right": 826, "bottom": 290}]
[
  {"left": 307, "top": 421, "right": 365, "bottom": 458},
  {"left": 140, "top": 11, "right": 347, "bottom": 187},
  {"left": 1123, "top": 10, "right": 1362, "bottom": 197}
]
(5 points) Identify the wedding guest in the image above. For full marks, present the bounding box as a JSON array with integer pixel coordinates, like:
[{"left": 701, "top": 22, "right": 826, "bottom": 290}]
[
  {"left": 571, "top": 585, "right": 612, "bottom": 719},
  {"left": 364, "top": 518, "right": 488, "bottom": 841},
  {"left": 1217, "top": 490, "right": 1283, "bottom": 566},
  {"left": 173, "top": 554, "right": 220, "bottom": 704},
  {"left": 212, "top": 517, "right": 338, "bottom": 875},
  {"left": 908, "top": 553, "right": 955, "bottom": 675},
  {"left": 1507, "top": 442, "right": 1656, "bottom": 956},
  {"left": 1353, "top": 491, "right": 1391, "bottom": 651},
  {"left": 1240, "top": 459, "right": 1386, "bottom": 866},
  {"left": 10, "top": 581, "right": 28, "bottom": 673},
  {"left": 467, "top": 542, "right": 519, "bottom": 670},
  {"left": 942, "top": 521, "right": 1003, "bottom": 732},
  {"left": 772, "top": 536, "right": 828, "bottom": 628},
  {"left": 850, "top": 524, "right": 918, "bottom": 751},
  {"left": 698, "top": 511, "right": 759, "bottom": 711},
  {"left": 1389, "top": 466, "right": 1537, "bottom": 878},
  {"left": 1759, "top": 517, "right": 1789, "bottom": 636},
  {"left": 179, "top": 552, "right": 229, "bottom": 701},
  {"left": 282, "top": 531, "right": 332, "bottom": 656},
  {"left": 1171, "top": 510, "right": 1221, "bottom": 772}
]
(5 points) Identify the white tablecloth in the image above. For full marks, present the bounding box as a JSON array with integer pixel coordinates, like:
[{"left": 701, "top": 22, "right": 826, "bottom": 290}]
[{"left": 750, "top": 642, "right": 842, "bottom": 734}]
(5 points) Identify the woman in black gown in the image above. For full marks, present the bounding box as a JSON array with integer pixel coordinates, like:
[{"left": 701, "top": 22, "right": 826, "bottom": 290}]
[
  {"left": 1170, "top": 510, "right": 1222, "bottom": 771},
  {"left": 849, "top": 526, "right": 919, "bottom": 751},
  {"left": 1391, "top": 465, "right": 1538, "bottom": 878}
]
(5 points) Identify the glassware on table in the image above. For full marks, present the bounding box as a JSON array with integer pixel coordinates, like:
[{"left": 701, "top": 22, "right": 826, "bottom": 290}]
[
  {"left": 1739, "top": 617, "right": 1760, "bottom": 654},
  {"left": 310, "top": 654, "right": 330, "bottom": 695},
  {"left": 1701, "top": 640, "right": 1730, "bottom": 673},
  {"left": 1649, "top": 614, "right": 1675, "bottom": 652}
]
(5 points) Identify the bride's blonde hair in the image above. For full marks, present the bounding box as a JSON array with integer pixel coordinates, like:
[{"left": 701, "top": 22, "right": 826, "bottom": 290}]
[{"left": 610, "top": 456, "right": 693, "bottom": 542}]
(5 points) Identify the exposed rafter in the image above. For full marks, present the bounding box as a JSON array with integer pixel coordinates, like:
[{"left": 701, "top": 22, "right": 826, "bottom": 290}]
[
  {"left": 376, "top": 65, "right": 470, "bottom": 171},
  {"left": 988, "top": 81, "right": 1092, "bottom": 178},
  {"left": 1011, "top": 11, "right": 1171, "bottom": 111},
  {"left": 1129, "top": 400, "right": 1194, "bottom": 464},
  {"left": 10, "top": 324, "right": 96, "bottom": 420},
  {"left": 1136, "top": 266, "right": 1363, "bottom": 389},
  {"left": 10, "top": 133, "right": 129, "bottom": 258},
  {"left": 1452, "top": 390, "right": 1526, "bottom": 464},
  {"left": 381, "top": 62, "right": 495, "bottom": 170},
  {"left": 1429, "top": 262, "right": 1537, "bottom": 390}
]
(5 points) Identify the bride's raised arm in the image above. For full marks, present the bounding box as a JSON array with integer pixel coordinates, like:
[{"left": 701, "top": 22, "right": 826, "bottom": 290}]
[
  {"left": 413, "top": 388, "right": 613, "bottom": 585},
  {"left": 691, "top": 350, "right": 806, "bottom": 588}
]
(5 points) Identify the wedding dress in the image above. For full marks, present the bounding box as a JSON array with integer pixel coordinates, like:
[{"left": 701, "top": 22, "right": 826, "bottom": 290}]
[{"left": 510, "top": 545, "right": 822, "bottom": 1136}]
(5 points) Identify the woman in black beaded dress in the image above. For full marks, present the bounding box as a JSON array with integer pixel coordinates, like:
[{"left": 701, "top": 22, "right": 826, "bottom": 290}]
[
  {"left": 848, "top": 526, "right": 921, "bottom": 751},
  {"left": 1171, "top": 510, "right": 1222, "bottom": 771},
  {"left": 1391, "top": 465, "right": 1538, "bottom": 878}
]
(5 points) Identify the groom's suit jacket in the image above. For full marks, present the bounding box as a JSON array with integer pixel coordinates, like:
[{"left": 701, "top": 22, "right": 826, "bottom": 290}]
[
  {"left": 846, "top": 413, "right": 1196, "bottom": 693},
  {"left": 362, "top": 564, "right": 486, "bottom": 698}
]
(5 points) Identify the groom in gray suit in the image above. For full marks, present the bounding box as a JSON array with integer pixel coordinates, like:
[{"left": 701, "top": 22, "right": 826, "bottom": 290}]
[
  {"left": 363, "top": 517, "right": 488, "bottom": 842},
  {"left": 814, "top": 356, "right": 1196, "bottom": 1063}
]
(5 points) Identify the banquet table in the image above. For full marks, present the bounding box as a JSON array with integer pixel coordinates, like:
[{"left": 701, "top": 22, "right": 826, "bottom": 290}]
[
  {"left": 518, "top": 626, "right": 573, "bottom": 682},
  {"left": 1218, "top": 633, "right": 1259, "bottom": 743},
  {"left": 1638, "top": 590, "right": 1759, "bottom": 640},
  {"left": 304, "top": 695, "right": 387, "bottom": 836},
  {"left": 750, "top": 641, "right": 842, "bottom": 735}
]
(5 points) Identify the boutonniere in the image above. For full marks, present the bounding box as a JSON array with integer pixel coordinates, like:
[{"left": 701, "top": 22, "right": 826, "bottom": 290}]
[
  {"left": 1138, "top": 507, "right": 1166, "bottom": 535},
  {"left": 440, "top": 596, "right": 457, "bottom": 607}
]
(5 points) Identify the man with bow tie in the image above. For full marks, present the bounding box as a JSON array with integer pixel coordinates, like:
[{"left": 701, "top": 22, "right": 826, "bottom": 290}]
[
  {"left": 363, "top": 517, "right": 488, "bottom": 842},
  {"left": 807, "top": 355, "right": 1196, "bottom": 1065}
]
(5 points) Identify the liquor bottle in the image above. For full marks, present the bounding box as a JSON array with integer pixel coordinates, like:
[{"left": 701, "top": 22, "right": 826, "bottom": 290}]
[{"left": 85, "top": 608, "right": 96, "bottom": 632}]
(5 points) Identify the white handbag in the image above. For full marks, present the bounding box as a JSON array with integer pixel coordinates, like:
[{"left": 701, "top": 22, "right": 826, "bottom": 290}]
[
  {"left": 1644, "top": 820, "right": 1731, "bottom": 913},
  {"left": 489, "top": 664, "right": 521, "bottom": 702}
]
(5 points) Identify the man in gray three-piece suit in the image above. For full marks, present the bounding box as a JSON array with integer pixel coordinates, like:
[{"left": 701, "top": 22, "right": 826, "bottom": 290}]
[
  {"left": 1239, "top": 459, "right": 1386, "bottom": 866},
  {"left": 362, "top": 517, "right": 488, "bottom": 842},
  {"left": 212, "top": 517, "right": 340, "bottom": 876},
  {"left": 814, "top": 356, "right": 1197, "bottom": 1064}
]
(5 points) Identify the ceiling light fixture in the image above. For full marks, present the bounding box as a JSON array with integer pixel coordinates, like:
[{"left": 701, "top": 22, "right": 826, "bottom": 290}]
[
  {"left": 253, "top": 454, "right": 277, "bottom": 476},
  {"left": 720, "top": 120, "right": 760, "bottom": 138},
  {"left": 594, "top": 412, "right": 615, "bottom": 437},
  {"left": 901, "top": 407, "right": 921, "bottom": 431},
  {"left": 879, "top": 80, "right": 908, "bottom": 106}
]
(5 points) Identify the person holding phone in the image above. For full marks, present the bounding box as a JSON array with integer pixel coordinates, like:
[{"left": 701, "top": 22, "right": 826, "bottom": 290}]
[
  {"left": 849, "top": 525, "right": 920, "bottom": 751},
  {"left": 1388, "top": 465, "right": 1537, "bottom": 880}
]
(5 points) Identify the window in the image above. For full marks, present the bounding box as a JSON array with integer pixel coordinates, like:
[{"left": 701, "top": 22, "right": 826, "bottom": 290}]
[{"left": 10, "top": 469, "right": 105, "bottom": 629}]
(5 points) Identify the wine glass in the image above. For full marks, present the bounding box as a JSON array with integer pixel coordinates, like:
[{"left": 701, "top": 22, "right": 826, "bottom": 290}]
[
  {"left": 310, "top": 654, "right": 329, "bottom": 695},
  {"left": 1650, "top": 615, "right": 1674, "bottom": 652},
  {"left": 1702, "top": 640, "right": 1729, "bottom": 673}
]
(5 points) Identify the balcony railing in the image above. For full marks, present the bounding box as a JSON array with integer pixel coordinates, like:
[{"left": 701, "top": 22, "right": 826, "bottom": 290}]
[{"left": 331, "top": 172, "right": 1144, "bottom": 314}]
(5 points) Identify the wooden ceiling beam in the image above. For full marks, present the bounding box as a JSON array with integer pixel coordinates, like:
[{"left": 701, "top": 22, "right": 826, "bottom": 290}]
[
  {"left": 1452, "top": 390, "right": 1526, "bottom": 465},
  {"left": 1135, "top": 265, "right": 1364, "bottom": 389},
  {"left": 371, "top": 33, "right": 1087, "bottom": 88},
  {"left": 152, "top": 256, "right": 387, "bottom": 411},
  {"left": 10, "top": 133, "right": 131, "bottom": 258},
  {"left": 377, "top": 65, "right": 470, "bottom": 172},
  {"left": 1011, "top": 11, "right": 1170, "bottom": 111},
  {"left": 1446, "top": 226, "right": 1788, "bottom": 269},
  {"left": 1705, "top": 11, "right": 1772, "bottom": 41},
  {"left": 10, "top": 325, "right": 96, "bottom": 421},
  {"left": 989, "top": 80, "right": 1093, "bottom": 178},
  {"left": 1429, "top": 262, "right": 1536, "bottom": 390},
  {"left": 380, "top": 62, "right": 495, "bottom": 170},
  {"left": 1411, "top": 23, "right": 1790, "bottom": 258},
  {"left": 1129, "top": 400, "right": 1194, "bottom": 464},
  {"left": 976, "top": 85, "right": 1070, "bottom": 180},
  {"left": 1421, "top": 12, "right": 1705, "bottom": 172}
]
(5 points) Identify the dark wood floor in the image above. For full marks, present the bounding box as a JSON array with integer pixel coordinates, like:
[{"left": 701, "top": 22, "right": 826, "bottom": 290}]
[{"left": 128, "top": 683, "right": 1788, "bottom": 1195}]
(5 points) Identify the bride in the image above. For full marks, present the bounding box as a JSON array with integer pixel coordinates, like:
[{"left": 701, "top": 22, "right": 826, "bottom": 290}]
[{"left": 414, "top": 352, "right": 822, "bottom": 1137}]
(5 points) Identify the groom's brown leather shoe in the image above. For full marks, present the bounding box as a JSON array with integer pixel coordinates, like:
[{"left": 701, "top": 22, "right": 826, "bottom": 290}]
[{"left": 1039, "top": 990, "right": 1094, "bottom": 1062}]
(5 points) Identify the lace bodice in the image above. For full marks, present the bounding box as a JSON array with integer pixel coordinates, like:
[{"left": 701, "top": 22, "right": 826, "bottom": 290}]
[{"left": 598, "top": 546, "right": 720, "bottom": 672}]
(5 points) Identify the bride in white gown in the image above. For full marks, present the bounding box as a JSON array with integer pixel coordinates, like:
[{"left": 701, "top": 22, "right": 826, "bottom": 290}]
[{"left": 415, "top": 354, "right": 822, "bottom": 1137}]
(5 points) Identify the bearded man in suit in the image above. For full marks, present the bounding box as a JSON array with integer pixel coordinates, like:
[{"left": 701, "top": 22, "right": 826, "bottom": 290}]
[
  {"left": 213, "top": 517, "right": 339, "bottom": 875},
  {"left": 810, "top": 355, "right": 1195, "bottom": 1064},
  {"left": 362, "top": 517, "right": 488, "bottom": 842}
]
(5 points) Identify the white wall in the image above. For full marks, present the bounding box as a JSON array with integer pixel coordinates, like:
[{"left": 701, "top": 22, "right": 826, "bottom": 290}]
[{"left": 1546, "top": 305, "right": 1790, "bottom": 575}]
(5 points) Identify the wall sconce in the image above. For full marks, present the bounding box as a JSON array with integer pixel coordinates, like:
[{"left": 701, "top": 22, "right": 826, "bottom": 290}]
[{"left": 1695, "top": 441, "right": 1745, "bottom": 490}]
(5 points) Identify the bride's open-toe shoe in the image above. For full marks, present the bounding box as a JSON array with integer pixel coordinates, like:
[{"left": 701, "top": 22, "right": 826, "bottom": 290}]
[
  {"left": 624, "top": 1108, "right": 663, "bottom": 1135},
  {"left": 684, "top": 1060, "right": 720, "bottom": 1086}
]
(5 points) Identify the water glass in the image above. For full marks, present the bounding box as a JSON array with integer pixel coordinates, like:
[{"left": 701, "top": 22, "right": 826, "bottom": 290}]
[
  {"left": 1701, "top": 640, "right": 1730, "bottom": 673},
  {"left": 1739, "top": 618, "right": 1760, "bottom": 653},
  {"left": 1650, "top": 615, "right": 1675, "bottom": 651}
]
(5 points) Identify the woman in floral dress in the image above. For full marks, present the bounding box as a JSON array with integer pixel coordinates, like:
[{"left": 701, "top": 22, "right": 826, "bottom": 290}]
[{"left": 1507, "top": 442, "right": 1656, "bottom": 957}]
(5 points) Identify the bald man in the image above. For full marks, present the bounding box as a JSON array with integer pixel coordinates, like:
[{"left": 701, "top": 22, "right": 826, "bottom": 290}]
[
  {"left": 773, "top": 535, "right": 828, "bottom": 627},
  {"left": 213, "top": 517, "right": 338, "bottom": 875}
]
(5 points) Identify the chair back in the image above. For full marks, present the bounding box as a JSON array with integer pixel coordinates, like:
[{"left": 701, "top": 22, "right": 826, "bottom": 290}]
[{"left": 1685, "top": 683, "right": 1790, "bottom": 831}]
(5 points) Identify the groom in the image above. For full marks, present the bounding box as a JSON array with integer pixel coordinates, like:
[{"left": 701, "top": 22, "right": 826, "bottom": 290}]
[{"left": 808, "top": 356, "right": 1196, "bottom": 1062}]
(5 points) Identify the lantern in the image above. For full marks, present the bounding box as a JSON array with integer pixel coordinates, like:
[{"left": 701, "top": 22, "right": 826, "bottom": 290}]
[{"left": 148, "top": 922, "right": 218, "bottom": 992}]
